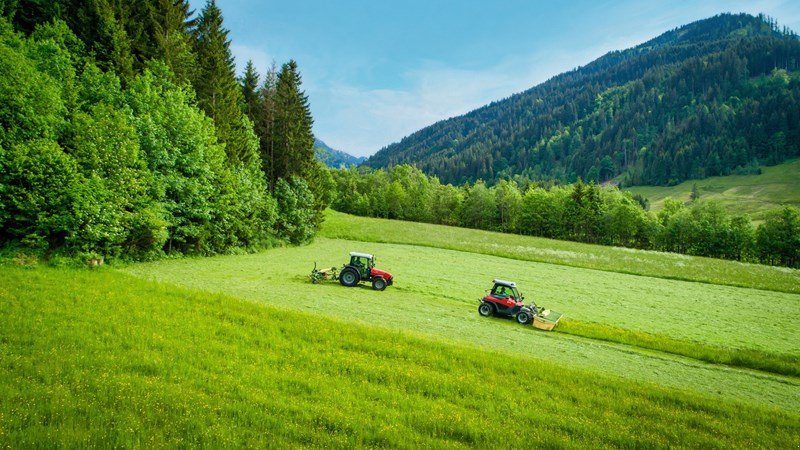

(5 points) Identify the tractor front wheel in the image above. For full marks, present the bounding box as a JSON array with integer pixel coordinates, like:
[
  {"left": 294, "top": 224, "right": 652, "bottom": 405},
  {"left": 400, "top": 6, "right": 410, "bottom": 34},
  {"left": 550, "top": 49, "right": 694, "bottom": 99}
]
[
  {"left": 340, "top": 268, "right": 360, "bottom": 287},
  {"left": 372, "top": 277, "right": 387, "bottom": 291},
  {"left": 478, "top": 302, "right": 494, "bottom": 317},
  {"left": 516, "top": 311, "right": 532, "bottom": 325}
]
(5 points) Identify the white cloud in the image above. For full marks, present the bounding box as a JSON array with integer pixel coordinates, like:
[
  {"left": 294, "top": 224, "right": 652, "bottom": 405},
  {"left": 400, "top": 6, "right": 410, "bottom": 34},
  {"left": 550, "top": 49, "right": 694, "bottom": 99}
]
[{"left": 312, "top": 43, "right": 628, "bottom": 157}]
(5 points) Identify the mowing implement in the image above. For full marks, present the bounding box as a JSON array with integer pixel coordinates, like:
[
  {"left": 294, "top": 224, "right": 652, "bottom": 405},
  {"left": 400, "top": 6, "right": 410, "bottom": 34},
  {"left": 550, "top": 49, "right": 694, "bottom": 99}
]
[
  {"left": 478, "top": 279, "right": 562, "bottom": 330},
  {"left": 310, "top": 252, "right": 394, "bottom": 291}
]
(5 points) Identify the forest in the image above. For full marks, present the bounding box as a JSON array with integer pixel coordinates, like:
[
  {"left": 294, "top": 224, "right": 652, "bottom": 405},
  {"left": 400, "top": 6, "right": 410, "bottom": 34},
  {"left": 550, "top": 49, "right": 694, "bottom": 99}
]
[
  {"left": 365, "top": 13, "right": 800, "bottom": 187},
  {"left": 1, "top": 3, "right": 798, "bottom": 270},
  {"left": 0, "top": 0, "right": 333, "bottom": 261},
  {"left": 331, "top": 165, "right": 800, "bottom": 268}
]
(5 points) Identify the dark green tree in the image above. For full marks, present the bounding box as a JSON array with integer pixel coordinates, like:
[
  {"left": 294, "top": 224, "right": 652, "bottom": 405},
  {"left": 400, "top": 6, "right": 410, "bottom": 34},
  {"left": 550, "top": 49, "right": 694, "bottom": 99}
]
[
  {"left": 241, "top": 59, "right": 260, "bottom": 118},
  {"left": 192, "top": 0, "right": 258, "bottom": 167},
  {"left": 272, "top": 59, "right": 315, "bottom": 184}
]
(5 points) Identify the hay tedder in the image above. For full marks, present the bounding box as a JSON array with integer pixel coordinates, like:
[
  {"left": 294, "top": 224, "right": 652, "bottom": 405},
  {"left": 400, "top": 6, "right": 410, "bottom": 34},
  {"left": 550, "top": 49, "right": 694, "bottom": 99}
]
[
  {"left": 478, "top": 279, "right": 562, "bottom": 330},
  {"left": 310, "top": 252, "right": 394, "bottom": 291}
]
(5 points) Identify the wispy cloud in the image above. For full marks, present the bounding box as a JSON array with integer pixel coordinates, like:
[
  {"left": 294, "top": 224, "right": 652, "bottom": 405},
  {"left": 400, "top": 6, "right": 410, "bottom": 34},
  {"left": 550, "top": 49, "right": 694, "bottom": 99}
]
[
  {"left": 231, "top": 44, "right": 273, "bottom": 78},
  {"left": 313, "top": 43, "right": 631, "bottom": 157}
]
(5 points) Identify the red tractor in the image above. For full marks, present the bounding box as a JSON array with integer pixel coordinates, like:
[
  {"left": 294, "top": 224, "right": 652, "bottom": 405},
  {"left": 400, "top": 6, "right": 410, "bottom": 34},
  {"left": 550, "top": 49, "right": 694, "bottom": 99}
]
[
  {"left": 478, "top": 279, "right": 538, "bottom": 325},
  {"left": 339, "top": 252, "right": 394, "bottom": 290}
]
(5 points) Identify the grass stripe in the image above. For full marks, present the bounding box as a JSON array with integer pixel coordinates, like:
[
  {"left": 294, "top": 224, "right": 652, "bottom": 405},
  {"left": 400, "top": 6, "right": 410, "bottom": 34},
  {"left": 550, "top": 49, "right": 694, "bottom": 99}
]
[{"left": 556, "top": 318, "right": 800, "bottom": 378}]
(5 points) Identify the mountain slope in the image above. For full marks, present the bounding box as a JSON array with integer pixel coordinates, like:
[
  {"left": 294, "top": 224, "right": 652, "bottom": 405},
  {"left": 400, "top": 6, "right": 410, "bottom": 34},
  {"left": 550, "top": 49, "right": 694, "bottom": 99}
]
[
  {"left": 314, "top": 138, "right": 365, "bottom": 168},
  {"left": 365, "top": 13, "right": 800, "bottom": 186},
  {"left": 625, "top": 157, "right": 800, "bottom": 221}
]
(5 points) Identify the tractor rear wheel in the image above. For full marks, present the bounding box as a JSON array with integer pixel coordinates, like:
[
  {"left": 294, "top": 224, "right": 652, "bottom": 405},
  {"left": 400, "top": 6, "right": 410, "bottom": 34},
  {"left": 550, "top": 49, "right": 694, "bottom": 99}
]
[
  {"left": 478, "top": 302, "right": 494, "bottom": 317},
  {"left": 340, "top": 268, "right": 360, "bottom": 287},
  {"left": 372, "top": 277, "right": 387, "bottom": 291},
  {"left": 516, "top": 311, "right": 532, "bottom": 325}
]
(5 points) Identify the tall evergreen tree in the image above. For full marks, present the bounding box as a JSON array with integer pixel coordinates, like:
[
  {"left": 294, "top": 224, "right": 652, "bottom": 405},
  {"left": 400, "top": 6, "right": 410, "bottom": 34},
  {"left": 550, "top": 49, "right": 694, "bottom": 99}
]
[
  {"left": 256, "top": 63, "right": 278, "bottom": 189},
  {"left": 192, "top": 0, "right": 257, "bottom": 167},
  {"left": 241, "top": 59, "right": 260, "bottom": 118},
  {"left": 272, "top": 59, "right": 314, "bottom": 184},
  {"left": 154, "top": 0, "right": 195, "bottom": 84}
]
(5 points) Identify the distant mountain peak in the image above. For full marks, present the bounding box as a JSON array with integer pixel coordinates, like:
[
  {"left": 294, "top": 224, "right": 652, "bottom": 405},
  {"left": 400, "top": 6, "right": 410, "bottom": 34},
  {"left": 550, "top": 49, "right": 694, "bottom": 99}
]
[{"left": 314, "top": 138, "right": 366, "bottom": 168}]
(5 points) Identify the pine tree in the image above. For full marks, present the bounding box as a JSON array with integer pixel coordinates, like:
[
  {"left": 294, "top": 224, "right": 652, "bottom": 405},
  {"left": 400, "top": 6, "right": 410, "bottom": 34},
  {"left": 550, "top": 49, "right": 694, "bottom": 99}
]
[
  {"left": 154, "top": 0, "right": 195, "bottom": 84},
  {"left": 192, "top": 0, "right": 257, "bottom": 167},
  {"left": 256, "top": 63, "right": 278, "bottom": 189},
  {"left": 241, "top": 60, "right": 260, "bottom": 118},
  {"left": 273, "top": 59, "right": 314, "bottom": 183}
]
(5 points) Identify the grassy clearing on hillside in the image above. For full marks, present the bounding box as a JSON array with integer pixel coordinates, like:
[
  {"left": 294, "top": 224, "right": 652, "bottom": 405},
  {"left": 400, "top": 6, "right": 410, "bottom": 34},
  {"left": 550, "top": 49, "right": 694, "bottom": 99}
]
[
  {"left": 320, "top": 210, "right": 800, "bottom": 294},
  {"left": 123, "top": 238, "right": 800, "bottom": 412},
  {"left": 1, "top": 266, "right": 799, "bottom": 448},
  {"left": 626, "top": 158, "right": 800, "bottom": 221}
]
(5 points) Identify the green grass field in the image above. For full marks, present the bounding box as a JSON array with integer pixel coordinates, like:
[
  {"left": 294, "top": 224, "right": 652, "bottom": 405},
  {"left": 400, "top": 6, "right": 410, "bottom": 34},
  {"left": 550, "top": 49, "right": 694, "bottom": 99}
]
[
  {"left": 3, "top": 213, "right": 800, "bottom": 447},
  {"left": 625, "top": 158, "right": 800, "bottom": 221},
  {"left": 321, "top": 210, "right": 800, "bottom": 294}
]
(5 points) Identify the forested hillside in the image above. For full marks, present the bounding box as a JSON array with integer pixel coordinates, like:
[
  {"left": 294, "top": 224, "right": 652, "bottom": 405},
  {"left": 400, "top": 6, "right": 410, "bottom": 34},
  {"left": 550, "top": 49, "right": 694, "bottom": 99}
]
[
  {"left": 0, "top": 1, "right": 331, "bottom": 261},
  {"left": 365, "top": 14, "right": 800, "bottom": 186}
]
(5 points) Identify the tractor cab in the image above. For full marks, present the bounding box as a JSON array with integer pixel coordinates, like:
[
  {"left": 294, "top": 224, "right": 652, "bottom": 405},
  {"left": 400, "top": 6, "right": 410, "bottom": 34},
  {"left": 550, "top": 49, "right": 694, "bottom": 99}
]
[
  {"left": 489, "top": 280, "right": 522, "bottom": 303},
  {"left": 348, "top": 252, "right": 374, "bottom": 279}
]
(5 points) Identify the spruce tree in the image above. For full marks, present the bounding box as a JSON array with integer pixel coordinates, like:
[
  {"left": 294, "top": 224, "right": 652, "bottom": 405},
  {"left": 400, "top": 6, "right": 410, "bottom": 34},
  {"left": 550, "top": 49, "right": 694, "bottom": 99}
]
[
  {"left": 256, "top": 63, "right": 278, "bottom": 189},
  {"left": 241, "top": 59, "right": 260, "bottom": 119},
  {"left": 192, "top": 0, "right": 257, "bottom": 167},
  {"left": 154, "top": 0, "right": 195, "bottom": 84},
  {"left": 273, "top": 59, "right": 314, "bottom": 183}
]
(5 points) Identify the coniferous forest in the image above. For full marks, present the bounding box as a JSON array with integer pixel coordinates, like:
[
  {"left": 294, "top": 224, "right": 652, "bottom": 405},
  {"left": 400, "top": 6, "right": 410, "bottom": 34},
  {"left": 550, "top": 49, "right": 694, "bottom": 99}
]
[
  {"left": 365, "top": 14, "right": 800, "bottom": 188},
  {"left": 0, "top": 0, "right": 333, "bottom": 261}
]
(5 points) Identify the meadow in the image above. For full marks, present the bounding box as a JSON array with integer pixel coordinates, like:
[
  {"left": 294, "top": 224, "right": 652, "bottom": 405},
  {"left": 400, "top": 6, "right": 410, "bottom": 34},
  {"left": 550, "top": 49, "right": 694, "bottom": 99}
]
[
  {"left": 625, "top": 158, "right": 800, "bottom": 221},
  {"left": 3, "top": 213, "right": 800, "bottom": 447},
  {"left": 2, "top": 267, "right": 799, "bottom": 448},
  {"left": 321, "top": 210, "right": 800, "bottom": 294}
]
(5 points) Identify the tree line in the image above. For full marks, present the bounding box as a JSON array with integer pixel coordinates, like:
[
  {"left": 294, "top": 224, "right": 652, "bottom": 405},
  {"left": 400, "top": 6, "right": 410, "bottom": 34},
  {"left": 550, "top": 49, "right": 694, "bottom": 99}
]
[
  {"left": 0, "top": 1, "right": 331, "bottom": 262},
  {"left": 365, "top": 13, "right": 800, "bottom": 188},
  {"left": 331, "top": 165, "right": 800, "bottom": 268}
]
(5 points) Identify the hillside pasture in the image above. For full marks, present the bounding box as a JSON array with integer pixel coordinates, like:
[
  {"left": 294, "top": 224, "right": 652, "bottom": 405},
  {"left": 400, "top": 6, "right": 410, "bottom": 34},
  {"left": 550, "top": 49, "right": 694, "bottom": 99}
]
[
  {"left": 2, "top": 267, "right": 799, "bottom": 448},
  {"left": 124, "top": 237, "right": 800, "bottom": 412}
]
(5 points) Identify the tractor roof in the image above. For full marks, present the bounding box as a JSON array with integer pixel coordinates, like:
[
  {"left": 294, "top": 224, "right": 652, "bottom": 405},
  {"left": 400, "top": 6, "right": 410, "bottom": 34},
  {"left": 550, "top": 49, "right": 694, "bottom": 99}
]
[
  {"left": 350, "top": 252, "right": 373, "bottom": 259},
  {"left": 493, "top": 279, "right": 517, "bottom": 288}
]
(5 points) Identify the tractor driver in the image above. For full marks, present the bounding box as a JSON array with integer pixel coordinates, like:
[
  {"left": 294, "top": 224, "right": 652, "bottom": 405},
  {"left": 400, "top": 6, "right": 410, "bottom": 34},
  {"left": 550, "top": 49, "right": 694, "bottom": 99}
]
[{"left": 496, "top": 286, "right": 508, "bottom": 298}]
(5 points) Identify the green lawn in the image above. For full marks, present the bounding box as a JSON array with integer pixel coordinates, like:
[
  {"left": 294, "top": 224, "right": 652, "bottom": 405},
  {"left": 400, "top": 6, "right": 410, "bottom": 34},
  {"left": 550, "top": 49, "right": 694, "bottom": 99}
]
[
  {"left": 2, "top": 267, "right": 799, "bottom": 448},
  {"left": 320, "top": 210, "right": 800, "bottom": 294},
  {"left": 625, "top": 158, "right": 800, "bottom": 221}
]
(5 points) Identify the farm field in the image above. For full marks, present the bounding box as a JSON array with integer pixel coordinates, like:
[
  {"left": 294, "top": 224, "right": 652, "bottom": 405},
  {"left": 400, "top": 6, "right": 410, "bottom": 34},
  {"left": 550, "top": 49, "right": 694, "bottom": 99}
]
[
  {"left": 2, "top": 267, "right": 799, "bottom": 447},
  {"left": 625, "top": 158, "right": 800, "bottom": 221},
  {"left": 3, "top": 214, "right": 800, "bottom": 446},
  {"left": 123, "top": 236, "right": 800, "bottom": 413},
  {"left": 321, "top": 210, "right": 800, "bottom": 294}
]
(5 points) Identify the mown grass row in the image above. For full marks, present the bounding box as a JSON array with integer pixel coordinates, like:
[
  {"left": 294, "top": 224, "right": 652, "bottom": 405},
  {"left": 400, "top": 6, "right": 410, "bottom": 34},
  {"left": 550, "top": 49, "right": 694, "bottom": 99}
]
[
  {"left": 2, "top": 266, "right": 799, "bottom": 448},
  {"left": 321, "top": 210, "right": 800, "bottom": 294},
  {"left": 556, "top": 318, "right": 800, "bottom": 378}
]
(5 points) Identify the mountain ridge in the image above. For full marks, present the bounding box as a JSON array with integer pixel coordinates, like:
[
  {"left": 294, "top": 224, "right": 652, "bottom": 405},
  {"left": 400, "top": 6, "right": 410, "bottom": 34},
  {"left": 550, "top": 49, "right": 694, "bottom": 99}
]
[
  {"left": 364, "top": 13, "right": 800, "bottom": 186},
  {"left": 314, "top": 138, "right": 366, "bottom": 168}
]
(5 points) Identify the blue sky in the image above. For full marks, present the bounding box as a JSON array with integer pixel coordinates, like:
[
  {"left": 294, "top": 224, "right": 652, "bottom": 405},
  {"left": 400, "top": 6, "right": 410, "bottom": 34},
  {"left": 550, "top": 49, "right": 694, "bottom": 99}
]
[{"left": 192, "top": 1, "right": 800, "bottom": 156}]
